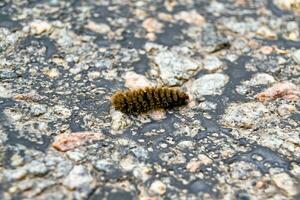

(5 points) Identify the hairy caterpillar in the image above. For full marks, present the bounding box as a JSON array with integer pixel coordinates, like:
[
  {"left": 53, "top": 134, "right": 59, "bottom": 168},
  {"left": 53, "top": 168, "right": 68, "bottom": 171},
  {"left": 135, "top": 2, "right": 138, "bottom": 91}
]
[{"left": 111, "top": 87, "right": 189, "bottom": 114}]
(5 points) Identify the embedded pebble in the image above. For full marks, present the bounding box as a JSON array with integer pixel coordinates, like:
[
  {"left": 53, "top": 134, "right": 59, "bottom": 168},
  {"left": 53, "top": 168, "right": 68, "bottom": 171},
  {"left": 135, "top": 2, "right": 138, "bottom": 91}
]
[
  {"left": 30, "top": 20, "right": 52, "bottom": 35},
  {"left": 63, "top": 165, "right": 95, "bottom": 197},
  {"left": 84, "top": 21, "right": 111, "bottom": 34},
  {"left": 111, "top": 110, "right": 131, "bottom": 131},
  {"left": 30, "top": 104, "right": 47, "bottom": 116},
  {"left": 200, "top": 24, "right": 230, "bottom": 52},
  {"left": 149, "top": 180, "right": 167, "bottom": 195},
  {"left": 249, "top": 73, "right": 276, "bottom": 86},
  {"left": 0, "top": 70, "right": 18, "bottom": 79},
  {"left": 256, "top": 82, "right": 300, "bottom": 101},
  {"left": 174, "top": 10, "right": 205, "bottom": 25},
  {"left": 256, "top": 26, "right": 277, "bottom": 39},
  {"left": 277, "top": 104, "right": 297, "bottom": 116},
  {"left": 5, "top": 168, "right": 27, "bottom": 181},
  {"left": 87, "top": 71, "right": 100, "bottom": 80},
  {"left": 292, "top": 49, "right": 300, "bottom": 64},
  {"left": 53, "top": 105, "right": 72, "bottom": 118},
  {"left": 52, "top": 132, "right": 103, "bottom": 152},
  {"left": 272, "top": 172, "right": 299, "bottom": 197},
  {"left": 124, "top": 71, "right": 152, "bottom": 88},
  {"left": 153, "top": 50, "right": 201, "bottom": 86},
  {"left": 26, "top": 161, "right": 48, "bottom": 175},
  {"left": 222, "top": 102, "right": 269, "bottom": 128},
  {"left": 14, "top": 92, "right": 45, "bottom": 102},
  {"left": 186, "top": 154, "right": 213, "bottom": 173},
  {"left": 142, "top": 18, "right": 163, "bottom": 33},
  {"left": 190, "top": 73, "right": 229, "bottom": 98},
  {"left": 93, "top": 160, "right": 115, "bottom": 172},
  {"left": 66, "top": 151, "right": 85, "bottom": 162},
  {"left": 274, "top": 0, "right": 300, "bottom": 12},
  {"left": 0, "top": 84, "right": 12, "bottom": 98},
  {"left": 203, "top": 56, "right": 224, "bottom": 72}
]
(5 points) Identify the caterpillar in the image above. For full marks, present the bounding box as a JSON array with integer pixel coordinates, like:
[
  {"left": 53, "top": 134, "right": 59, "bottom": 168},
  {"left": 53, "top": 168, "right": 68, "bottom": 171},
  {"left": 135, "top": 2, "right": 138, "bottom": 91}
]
[{"left": 111, "top": 87, "right": 189, "bottom": 115}]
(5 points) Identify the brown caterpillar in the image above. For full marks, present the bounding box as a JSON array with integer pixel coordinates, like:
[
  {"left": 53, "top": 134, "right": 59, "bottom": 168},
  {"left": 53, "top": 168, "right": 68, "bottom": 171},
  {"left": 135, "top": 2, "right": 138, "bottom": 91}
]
[{"left": 111, "top": 87, "right": 189, "bottom": 114}]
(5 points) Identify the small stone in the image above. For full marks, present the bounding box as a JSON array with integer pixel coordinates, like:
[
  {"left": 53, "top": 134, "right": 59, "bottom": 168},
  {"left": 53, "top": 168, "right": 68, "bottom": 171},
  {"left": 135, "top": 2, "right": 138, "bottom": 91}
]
[
  {"left": 10, "top": 153, "right": 24, "bottom": 167},
  {"left": 5, "top": 168, "right": 27, "bottom": 181},
  {"left": 149, "top": 180, "right": 167, "bottom": 195},
  {"left": 133, "top": 165, "right": 152, "bottom": 182},
  {"left": 153, "top": 50, "right": 201, "bottom": 86},
  {"left": 221, "top": 102, "right": 269, "bottom": 128},
  {"left": 111, "top": 110, "right": 131, "bottom": 131},
  {"left": 177, "top": 140, "right": 195, "bottom": 150},
  {"left": 249, "top": 73, "right": 276, "bottom": 86},
  {"left": 30, "top": 104, "right": 47, "bottom": 117},
  {"left": 256, "top": 82, "right": 300, "bottom": 101},
  {"left": 44, "top": 68, "right": 60, "bottom": 78},
  {"left": 186, "top": 154, "right": 213, "bottom": 173},
  {"left": 131, "top": 146, "right": 149, "bottom": 159},
  {"left": 158, "top": 12, "right": 173, "bottom": 22},
  {"left": 277, "top": 104, "right": 297, "bottom": 116},
  {"left": 95, "top": 59, "right": 112, "bottom": 69},
  {"left": 53, "top": 105, "right": 72, "bottom": 118},
  {"left": 94, "top": 160, "right": 115, "bottom": 172},
  {"left": 120, "top": 157, "right": 135, "bottom": 171},
  {"left": 27, "top": 161, "right": 48, "bottom": 175},
  {"left": 256, "top": 26, "right": 277, "bottom": 39},
  {"left": 174, "top": 10, "right": 205, "bottom": 25},
  {"left": 259, "top": 46, "right": 274, "bottom": 55},
  {"left": 148, "top": 109, "right": 166, "bottom": 121},
  {"left": 200, "top": 24, "right": 230, "bottom": 53},
  {"left": 52, "top": 132, "right": 103, "bottom": 152},
  {"left": 274, "top": 0, "right": 300, "bottom": 12},
  {"left": 30, "top": 20, "right": 52, "bottom": 35},
  {"left": 142, "top": 18, "right": 163, "bottom": 33},
  {"left": 66, "top": 151, "right": 85, "bottom": 162},
  {"left": 203, "top": 56, "right": 224, "bottom": 72},
  {"left": 16, "top": 179, "right": 34, "bottom": 192},
  {"left": 292, "top": 49, "right": 300, "bottom": 64},
  {"left": 14, "top": 92, "right": 45, "bottom": 102},
  {"left": 190, "top": 73, "right": 229, "bottom": 98},
  {"left": 186, "top": 160, "right": 202, "bottom": 173},
  {"left": 0, "top": 84, "right": 12, "bottom": 98},
  {"left": 124, "top": 71, "right": 152, "bottom": 89},
  {"left": 63, "top": 165, "right": 94, "bottom": 197},
  {"left": 87, "top": 71, "right": 100, "bottom": 80},
  {"left": 53, "top": 160, "right": 73, "bottom": 178},
  {"left": 85, "top": 21, "right": 111, "bottom": 34},
  {"left": 0, "top": 70, "right": 18, "bottom": 79},
  {"left": 272, "top": 172, "right": 299, "bottom": 197}
]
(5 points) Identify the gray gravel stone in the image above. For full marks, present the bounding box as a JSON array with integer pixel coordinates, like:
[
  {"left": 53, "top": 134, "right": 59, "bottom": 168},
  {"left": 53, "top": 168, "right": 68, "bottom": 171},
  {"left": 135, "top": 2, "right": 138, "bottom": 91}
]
[
  {"left": 203, "top": 56, "right": 224, "bottom": 72},
  {"left": 221, "top": 102, "right": 269, "bottom": 129},
  {"left": 26, "top": 160, "right": 48, "bottom": 175},
  {"left": 154, "top": 50, "right": 201, "bottom": 86},
  {"left": 0, "top": 70, "right": 18, "bottom": 79},
  {"left": 271, "top": 172, "right": 299, "bottom": 197},
  {"left": 190, "top": 73, "right": 229, "bottom": 98},
  {"left": 248, "top": 73, "right": 276, "bottom": 86},
  {"left": 130, "top": 146, "right": 149, "bottom": 159},
  {"left": 93, "top": 160, "right": 115, "bottom": 172},
  {"left": 200, "top": 24, "right": 230, "bottom": 52},
  {"left": 66, "top": 151, "right": 85, "bottom": 162},
  {"left": 5, "top": 168, "right": 27, "bottom": 181},
  {"left": 292, "top": 49, "right": 300, "bottom": 64},
  {"left": 63, "top": 165, "right": 95, "bottom": 199},
  {"left": 30, "top": 104, "right": 47, "bottom": 116}
]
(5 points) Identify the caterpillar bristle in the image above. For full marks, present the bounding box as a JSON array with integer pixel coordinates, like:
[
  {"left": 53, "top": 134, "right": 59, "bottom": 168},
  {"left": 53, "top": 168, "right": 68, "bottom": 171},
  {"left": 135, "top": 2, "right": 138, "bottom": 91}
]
[{"left": 111, "top": 87, "right": 189, "bottom": 115}]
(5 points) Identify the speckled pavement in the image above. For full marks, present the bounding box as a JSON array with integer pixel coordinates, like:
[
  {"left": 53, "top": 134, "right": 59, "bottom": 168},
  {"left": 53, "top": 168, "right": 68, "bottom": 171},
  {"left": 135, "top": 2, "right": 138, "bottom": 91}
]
[{"left": 0, "top": 0, "right": 300, "bottom": 200}]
